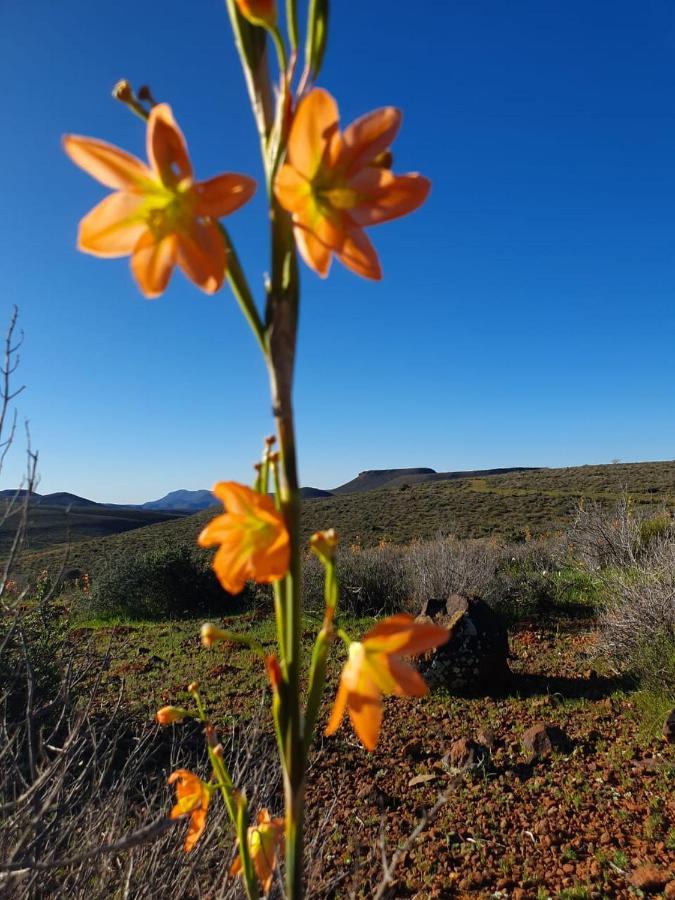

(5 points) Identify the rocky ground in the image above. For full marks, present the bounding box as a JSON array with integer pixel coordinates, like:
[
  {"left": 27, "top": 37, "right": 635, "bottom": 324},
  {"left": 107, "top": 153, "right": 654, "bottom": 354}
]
[
  {"left": 64, "top": 608, "right": 673, "bottom": 899},
  {"left": 305, "top": 618, "right": 674, "bottom": 898}
]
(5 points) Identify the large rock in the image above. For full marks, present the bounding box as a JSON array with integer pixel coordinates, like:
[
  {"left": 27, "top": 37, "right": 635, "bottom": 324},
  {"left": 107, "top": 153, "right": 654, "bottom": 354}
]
[
  {"left": 663, "top": 708, "right": 675, "bottom": 744},
  {"left": 415, "top": 593, "right": 510, "bottom": 691}
]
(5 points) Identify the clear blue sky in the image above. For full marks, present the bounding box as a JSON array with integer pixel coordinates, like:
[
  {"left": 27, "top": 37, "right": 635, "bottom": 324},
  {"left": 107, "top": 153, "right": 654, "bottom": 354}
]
[{"left": 1, "top": 1, "right": 674, "bottom": 503}]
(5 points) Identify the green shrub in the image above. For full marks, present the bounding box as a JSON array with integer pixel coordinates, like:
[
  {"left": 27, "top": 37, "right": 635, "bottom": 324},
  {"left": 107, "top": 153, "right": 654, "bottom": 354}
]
[
  {"left": 639, "top": 514, "right": 672, "bottom": 549},
  {"left": 84, "top": 546, "right": 233, "bottom": 620}
]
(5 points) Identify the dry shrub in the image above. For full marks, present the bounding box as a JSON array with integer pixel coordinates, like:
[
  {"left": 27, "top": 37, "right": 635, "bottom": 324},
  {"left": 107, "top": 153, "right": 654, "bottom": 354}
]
[
  {"left": 598, "top": 537, "right": 675, "bottom": 697},
  {"left": 569, "top": 496, "right": 673, "bottom": 570},
  {"left": 0, "top": 634, "right": 279, "bottom": 899},
  {"left": 404, "top": 534, "right": 502, "bottom": 609},
  {"left": 0, "top": 606, "right": 343, "bottom": 899}
]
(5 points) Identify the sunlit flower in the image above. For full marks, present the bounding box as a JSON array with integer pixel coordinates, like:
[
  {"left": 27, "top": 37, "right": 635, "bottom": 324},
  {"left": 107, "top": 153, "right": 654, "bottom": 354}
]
[
  {"left": 275, "top": 88, "right": 430, "bottom": 280},
  {"left": 63, "top": 104, "right": 256, "bottom": 298},
  {"left": 198, "top": 482, "right": 290, "bottom": 594},
  {"left": 156, "top": 705, "right": 189, "bottom": 725},
  {"left": 309, "top": 528, "right": 338, "bottom": 564},
  {"left": 235, "top": 0, "right": 276, "bottom": 27},
  {"left": 230, "top": 808, "right": 284, "bottom": 893},
  {"left": 168, "top": 769, "right": 211, "bottom": 852},
  {"left": 325, "top": 613, "right": 449, "bottom": 750}
]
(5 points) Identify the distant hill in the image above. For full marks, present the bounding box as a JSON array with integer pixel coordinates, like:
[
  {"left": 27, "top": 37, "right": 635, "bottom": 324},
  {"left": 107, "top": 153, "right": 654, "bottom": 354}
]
[
  {"left": 329, "top": 466, "right": 538, "bottom": 495},
  {"left": 0, "top": 501, "right": 187, "bottom": 557},
  {"left": 141, "top": 489, "right": 216, "bottom": 512},
  {"left": 300, "top": 487, "right": 333, "bottom": 499},
  {"left": 38, "top": 492, "right": 99, "bottom": 508},
  {"left": 0, "top": 489, "right": 99, "bottom": 508},
  {"left": 17, "top": 459, "right": 675, "bottom": 582}
]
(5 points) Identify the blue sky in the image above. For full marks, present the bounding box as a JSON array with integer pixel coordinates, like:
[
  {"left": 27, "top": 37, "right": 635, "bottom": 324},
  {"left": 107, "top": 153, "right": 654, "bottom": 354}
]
[{"left": 1, "top": 1, "right": 674, "bottom": 503}]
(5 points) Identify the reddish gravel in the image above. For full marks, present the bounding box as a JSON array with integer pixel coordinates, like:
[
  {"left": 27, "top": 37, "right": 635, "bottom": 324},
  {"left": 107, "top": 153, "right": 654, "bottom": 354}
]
[{"left": 304, "top": 619, "right": 675, "bottom": 898}]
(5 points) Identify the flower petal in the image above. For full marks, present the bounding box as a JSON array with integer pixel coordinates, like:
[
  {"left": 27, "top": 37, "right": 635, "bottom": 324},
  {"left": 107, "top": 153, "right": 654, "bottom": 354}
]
[
  {"left": 130, "top": 231, "right": 177, "bottom": 298},
  {"left": 349, "top": 169, "right": 431, "bottom": 226},
  {"left": 336, "top": 226, "right": 381, "bottom": 280},
  {"left": 287, "top": 88, "right": 339, "bottom": 179},
  {"left": 325, "top": 679, "right": 349, "bottom": 736},
  {"left": 385, "top": 656, "right": 429, "bottom": 697},
  {"left": 214, "top": 544, "right": 251, "bottom": 594},
  {"left": 210, "top": 482, "right": 274, "bottom": 517},
  {"left": 176, "top": 220, "right": 227, "bottom": 294},
  {"left": 274, "top": 164, "right": 312, "bottom": 215},
  {"left": 147, "top": 103, "right": 193, "bottom": 186},
  {"left": 347, "top": 692, "right": 383, "bottom": 751},
  {"left": 340, "top": 107, "right": 401, "bottom": 174},
  {"left": 193, "top": 173, "right": 257, "bottom": 218},
  {"left": 294, "top": 220, "right": 332, "bottom": 277},
  {"left": 364, "top": 614, "right": 450, "bottom": 656},
  {"left": 77, "top": 192, "right": 147, "bottom": 257},
  {"left": 63, "top": 135, "right": 152, "bottom": 191}
]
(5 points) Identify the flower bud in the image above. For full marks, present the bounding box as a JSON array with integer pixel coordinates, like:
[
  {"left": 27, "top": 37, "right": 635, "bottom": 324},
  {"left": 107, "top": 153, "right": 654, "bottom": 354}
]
[
  {"left": 235, "top": 0, "right": 276, "bottom": 28},
  {"left": 265, "top": 654, "right": 282, "bottom": 691},
  {"left": 201, "top": 623, "right": 229, "bottom": 647},
  {"left": 156, "top": 706, "right": 188, "bottom": 725},
  {"left": 187, "top": 681, "right": 199, "bottom": 694},
  {"left": 112, "top": 79, "right": 133, "bottom": 102},
  {"left": 310, "top": 528, "right": 338, "bottom": 564}
]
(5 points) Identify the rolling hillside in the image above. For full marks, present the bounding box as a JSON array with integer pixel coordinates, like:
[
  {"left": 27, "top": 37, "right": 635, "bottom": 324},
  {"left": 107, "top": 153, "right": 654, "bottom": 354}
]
[
  {"left": 0, "top": 502, "right": 187, "bottom": 557},
  {"left": 14, "top": 459, "right": 675, "bottom": 581}
]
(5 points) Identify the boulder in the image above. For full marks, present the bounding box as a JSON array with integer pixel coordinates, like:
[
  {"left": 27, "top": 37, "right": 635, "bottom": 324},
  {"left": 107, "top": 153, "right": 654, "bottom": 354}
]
[
  {"left": 663, "top": 708, "right": 675, "bottom": 744},
  {"left": 415, "top": 593, "right": 510, "bottom": 691}
]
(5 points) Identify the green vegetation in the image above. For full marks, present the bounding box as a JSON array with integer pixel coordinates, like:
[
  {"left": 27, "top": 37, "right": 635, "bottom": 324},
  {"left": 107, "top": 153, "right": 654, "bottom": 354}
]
[{"left": 15, "top": 459, "right": 675, "bottom": 582}]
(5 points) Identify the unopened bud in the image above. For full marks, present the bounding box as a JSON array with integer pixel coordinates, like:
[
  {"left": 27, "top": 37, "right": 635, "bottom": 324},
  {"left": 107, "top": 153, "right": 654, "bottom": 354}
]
[
  {"left": 265, "top": 654, "right": 282, "bottom": 691},
  {"left": 137, "top": 84, "right": 157, "bottom": 105},
  {"left": 112, "top": 79, "right": 133, "bottom": 102},
  {"left": 156, "top": 706, "right": 188, "bottom": 725},
  {"left": 213, "top": 743, "right": 224, "bottom": 759},
  {"left": 234, "top": 0, "right": 276, "bottom": 27},
  {"left": 201, "top": 622, "right": 228, "bottom": 648},
  {"left": 310, "top": 528, "right": 338, "bottom": 564},
  {"left": 187, "top": 681, "right": 199, "bottom": 694},
  {"left": 372, "top": 149, "right": 394, "bottom": 170}
]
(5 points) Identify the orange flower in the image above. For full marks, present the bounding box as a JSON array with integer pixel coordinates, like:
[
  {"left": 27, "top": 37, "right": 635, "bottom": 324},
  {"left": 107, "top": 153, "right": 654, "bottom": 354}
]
[
  {"left": 63, "top": 104, "right": 256, "bottom": 298},
  {"left": 156, "top": 705, "right": 189, "bottom": 725},
  {"left": 198, "top": 482, "right": 290, "bottom": 594},
  {"left": 230, "top": 808, "right": 284, "bottom": 893},
  {"left": 168, "top": 769, "right": 211, "bottom": 852},
  {"left": 235, "top": 0, "right": 276, "bottom": 27},
  {"left": 275, "top": 88, "right": 430, "bottom": 280},
  {"left": 325, "top": 613, "right": 449, "bottom": 750}
]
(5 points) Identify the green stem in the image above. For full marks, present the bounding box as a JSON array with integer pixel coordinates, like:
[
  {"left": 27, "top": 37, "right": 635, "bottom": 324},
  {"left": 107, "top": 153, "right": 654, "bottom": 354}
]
[
  {"left": 206, "top": 734, "right": 259, "bottom": 900},
  {"left": 220, "top": 226, "right": 268, "bottom": 357},
  {"left": 286, "top": 0, "right": 299, "bottom": 53}
]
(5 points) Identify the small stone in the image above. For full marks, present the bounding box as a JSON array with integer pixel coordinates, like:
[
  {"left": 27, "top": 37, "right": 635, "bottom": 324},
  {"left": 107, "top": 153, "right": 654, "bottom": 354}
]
[
  {"left": 630, "top": 865, "right": 670, "bottom": 893},
  {"left": 408, "top": 772, "right": 437, "bottom": 787},
  {"left": 663, "top": 708, "right": 675, "bottom": 744},
  {"left": 631, "top": 758, "right": 662, "bottom": 775},
  {"left": 522, "top": 722, "right": 570, "bottom": 758},
  {"left": 443, "top": 737, "right": 487, "bottom": 771},
  {"left": 476, "top": 726, "right": 497, "bottom": 750},
  {"left": 664, "top": 881, "right": 675, "bottom": 899}
]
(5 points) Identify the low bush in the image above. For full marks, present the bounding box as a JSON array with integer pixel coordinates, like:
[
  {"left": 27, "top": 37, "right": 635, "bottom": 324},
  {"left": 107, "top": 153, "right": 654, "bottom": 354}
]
[
  {"left": 83, "top": 546, "right": 233, "bottom": 620},
  {"left": 598, "top": 538, "right": 675, "bottom": 702}
]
